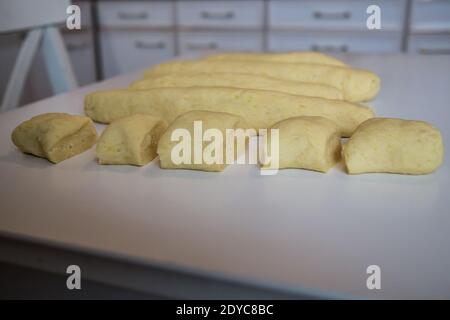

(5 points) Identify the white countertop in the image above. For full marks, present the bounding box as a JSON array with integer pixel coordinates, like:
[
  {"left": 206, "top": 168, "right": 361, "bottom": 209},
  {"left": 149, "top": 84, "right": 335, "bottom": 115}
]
[{"left": 0, "top": 54, "right": 449, "bottom": 299}]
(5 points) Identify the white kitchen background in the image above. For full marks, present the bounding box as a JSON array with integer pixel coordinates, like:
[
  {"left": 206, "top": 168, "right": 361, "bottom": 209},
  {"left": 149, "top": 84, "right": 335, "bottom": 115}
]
[{"left": 1, "top": 0, "right": 449, "bottom": 106}]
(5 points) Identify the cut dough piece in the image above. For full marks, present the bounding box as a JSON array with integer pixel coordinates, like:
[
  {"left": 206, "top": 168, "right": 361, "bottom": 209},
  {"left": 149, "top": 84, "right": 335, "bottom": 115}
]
[
  {"left": 144, "top": 60, "right": 380, "bottom": 102},
  {"left": 204, "top": 51, "right": 348, "bottom": 67},
  {"left": 130, "top": 72, "right": 344, "bottom": 100},
  {"left": 157, "top": 110, "right": 247, "bottom": 172},
  {"left": 11, "top": 113, "right": 97, "bottom": 163},
  {"left": 84, "top": 87, "right": 374, "bottom": 137},
  {"left": 96, "top": 114, "right": 167, "bottom": 166},
  {"left": 262, "top": 116, "right": 341, "bottom": 172},
  {"left": 342, "top": 118, "right": 444, "bottom": 174}
]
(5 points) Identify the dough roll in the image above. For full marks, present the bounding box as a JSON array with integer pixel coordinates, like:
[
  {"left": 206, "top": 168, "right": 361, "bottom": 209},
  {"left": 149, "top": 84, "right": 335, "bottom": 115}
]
[
  {"left": 11, "top": 113, "right": 97, "bottom": 163},
  {"left": 157, "top": 110, "right": 247, "bottom": 172},
  {"left": 342, "top": 118, "right": 444, "bottom": 175},
  {"left": 204, "top": 51, "right": 347, "bottom": 67},
  {"left": 96, "top": 114, "right": 167, "bottom": 166},
  {"left": 144, "top": 60, "right": 380, "bottom": 102},
  {"left": 130, "top": 72, "right": 344, "bottom": 100},
  {"left": 84, "top": 87, "right": 375, "bottom": 137},
  {"left": 263, "top": 116, "right": 341, "bottom": 173}
]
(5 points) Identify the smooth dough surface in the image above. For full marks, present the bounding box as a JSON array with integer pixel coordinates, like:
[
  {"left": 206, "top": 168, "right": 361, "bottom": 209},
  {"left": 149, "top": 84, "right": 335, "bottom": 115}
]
[
  {"left": 144, "top": 60, "right": 380, "bottom": 102},
  {"left": 11, "top": 113, "right": 97, "bottom": 163},
  {"left": 263, "top": 116, "right": 341, "bottom": 172},
  {"left": 84, "top": 87, "right": 374, "bottom": 137},
  {"left": 342, "top": 118, "right": 444, "bottom": 174},
  {"left": 204, "top": 51, "right": 348, "bottom": 67},
  {"left": 157, "top": 110, "right": 247, "bottom": 172},
  {"left": 130, "top": 72, "right": 344, "bottom": 100},
  {"left": 96, "top": 114, "right": 167, "bottom": 166}
]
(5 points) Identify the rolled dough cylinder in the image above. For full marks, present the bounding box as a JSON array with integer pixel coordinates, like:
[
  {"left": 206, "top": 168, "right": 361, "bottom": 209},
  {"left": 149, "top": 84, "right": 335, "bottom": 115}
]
[
  {"left": 96, "top": 114, "right": 167, "bottom": 166},
  {"left": 84, "top": 87, "right": 374, "bottom": 137},
  {"left": 263, "top": 116, "right": 341, "bottom": 172},
  {"left": 130, "top": 72, "right": 344, "bottom": 100},
  {"left": 11, "top": 113, "right": 97, "bottom": 164},
  {"left": 342, "top": 118, "right": 444, "bottom": 175},
  {"left": 204, "top": 51, "right": 348, "bottom": 67},
  {"left": 144, "top": 60, "right": 380, "bottom": 102},
  {"left": 157, "top": 110, "right": 247, "bottom": 172}
]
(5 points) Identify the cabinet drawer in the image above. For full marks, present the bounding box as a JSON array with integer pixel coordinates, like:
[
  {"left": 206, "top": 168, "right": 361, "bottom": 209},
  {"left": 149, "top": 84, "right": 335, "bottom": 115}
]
[
  {"left": 408, "top": 34, "right": 450, "bottom": 54},
  {"left": 100, "top": 31, "right": 175, "bottom": 78},
  {"left": 178, "top": 32, "right": 263, "bottom": 56},
  {"left": 177, "top": 1, "right": 264, "bottom": 29},
  {"left": 65, "top": 32, "right": 96, "bottom": 85},
  {"left": 269, "top": 0, "right": 405, "bottom": 31},
  {"left": 98, "top": 1, "right": 173, "bottom": 28},
  {"left": 268, "top": 31, "right": 402, "bottom": 53},
  {"left": 411, "top": 0, "right": 450, "bottom": 33}
]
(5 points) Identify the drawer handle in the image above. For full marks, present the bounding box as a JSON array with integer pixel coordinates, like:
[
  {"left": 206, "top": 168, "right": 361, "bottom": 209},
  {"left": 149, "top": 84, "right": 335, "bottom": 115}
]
[
  {"left": 186, "top": 42, "right": 218, "bottom": 50},
  {"left": 118, "top": 11, "right": 149, "bottom": 20},
  {"left": 313, "top": 11, "right": 351, "bottom": 20},
  {"left": 135, "top": 40, "right": 166, "bottom": 50},
  {"left": 200, "top": 11, "right": 235, "bottom": 20},
  {"left": 311, "top": 44, "right": 348, "bottom": 53},
  {"left": 419, "top": 48, "right": 450, "bottom": 55},
  {"left": 66, "top": 42, "right": 90, "bottom": 51}
]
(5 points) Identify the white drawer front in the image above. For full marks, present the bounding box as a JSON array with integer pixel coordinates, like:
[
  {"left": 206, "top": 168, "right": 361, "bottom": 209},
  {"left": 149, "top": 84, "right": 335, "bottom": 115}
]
[
  {"left": 269, "top": 0, "right": 405, "bottom": 31},
  {"left": 178, "top": 32, "right": 263, "bottom": 56},
  {"left": 411, "top": 0, "right": 450, "bottom": 32},
  {"left": 268, "top": 31, "right": 402, "bottom": 53},
  {"left": 177, "top": 1, "right": 264, "bottom": 28},
  {"left": 65, "top": 32, "right": 96, "bottom": 85},
  {"left": 101, "top": 31, "right": 175, "bottom": 78},
  {"left": 98, "top": 1, "right": 173, "bottom": 28},
  {"left": 409, "top": 34, "right": 450, "bottom": 54}
]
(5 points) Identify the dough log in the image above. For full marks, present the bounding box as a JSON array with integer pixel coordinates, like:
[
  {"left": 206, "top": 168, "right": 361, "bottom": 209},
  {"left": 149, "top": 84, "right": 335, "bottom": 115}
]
[
  {"left": 144, "top": 60, "right": 380, "bottom": 102},
  {"left": 130, "top": 72, "right": 344, "bottom": 100},
  {"left": 84, "top": 87, "right": 375, "bottom": 137},
  {"left": 204, "top": 51, "right": 348, "bottom": 67},
  {"left": 157, "top": 110, "right": 247, "bottom": 172},
  {"left": 96, "top": 114, "right": 167, "bottom": 166},
  {"left": 11, "top": 113, "right": 97, "bottom": 163},
  {"left": 342, "top": 118, "right": 444, "bottom": 174},
  {"left": 263, "top": 116, "right": 341, "bottom": 172}
]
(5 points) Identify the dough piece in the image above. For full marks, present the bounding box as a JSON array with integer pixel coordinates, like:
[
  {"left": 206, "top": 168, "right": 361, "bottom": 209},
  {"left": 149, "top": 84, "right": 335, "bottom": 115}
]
[
  {"left": 84, "top": 87, "right": 374, "bottom": 137},
  {"left": 144, "top": 60, "right": 380, "bottom": 102},
  {"left": 11, "top": 113, "right": 97, "bottom": 163},
  {"left": 157, "top": 110, "right": 247, "bottom": 172},
  {"left": 130, "top": 72, "right": 344, "bottom": 100},
  {"left": 263, "top": 116, "right": 341, "bottom": 172},
  {"left": 342, "top": 118, "right": 444, "bottom": 174},
  {"left": 96, "top": 114, "right": 167, "bottom": 166},
  {"left": 204, "top": 51, "right": 348, "bottom": 67}
]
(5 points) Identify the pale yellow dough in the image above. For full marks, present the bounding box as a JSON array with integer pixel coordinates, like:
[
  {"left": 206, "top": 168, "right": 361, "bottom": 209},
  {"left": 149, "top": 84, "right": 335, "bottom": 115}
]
[
  {"left": 130, "top": 72, "right": 344, "bottom": 100},
  {"left": 263, "top": 116, "right": 342, "bottom": 173},
  {"left": 11, "top": 113, "right": 97, "bottom": 163},
  {"left": 96, "top": 114, "right": 167, "bottom": 166},
  {"left": 342, "top": 118, "right": 444, "bottom": 175},
  {"left": 157, "top": 110, "right": 247, "bottom": 172},
  {"left": 144, "top": 60, "right": 380, "bottom": 102},
  {"left": 204, "top": 51, "right": 348, "bottom": 67},
  {"left": 84, "top": 87, "right": 374, "bottom": 137}
]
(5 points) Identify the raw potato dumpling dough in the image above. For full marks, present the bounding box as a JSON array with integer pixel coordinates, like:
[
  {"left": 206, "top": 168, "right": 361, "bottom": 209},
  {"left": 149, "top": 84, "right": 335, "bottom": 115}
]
[
  {"left": 204, "top": 51, "right": 348, "bottom": 67},
  {"left": 343, "top": 118, "right": 444, "bottom": 174},
  {"left": 130, "top": 72, "right": 344, "bottom": 100},
  {"left": 263, "top": 116, "right": 341, "bottom": 172},
  {"left": 96, "top": 114, "right": 167, "bottom": 166},
  {"left": 11, "top": 113, "right": 97, "bottom": 163},
  {"left": 157, "top": 110, "right": 247, "bottom": 172}
]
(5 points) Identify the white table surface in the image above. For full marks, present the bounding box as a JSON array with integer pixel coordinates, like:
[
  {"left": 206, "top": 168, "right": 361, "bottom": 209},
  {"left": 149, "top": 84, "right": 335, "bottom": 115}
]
[{"left": 0, "top": 54, "right": 449, "bottom": 299}]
